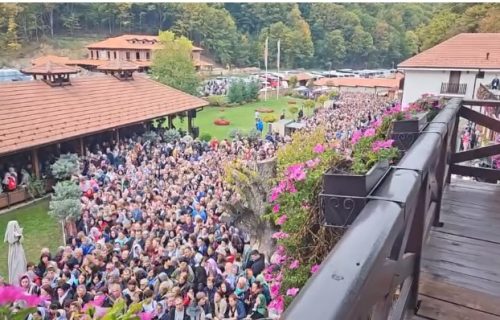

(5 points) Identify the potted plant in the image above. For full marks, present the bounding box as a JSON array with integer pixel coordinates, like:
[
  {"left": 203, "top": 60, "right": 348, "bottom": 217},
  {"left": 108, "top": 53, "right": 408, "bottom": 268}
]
[
  {"left": 390, "top": 96, "right": 446, "bottom": 151},
  {"left": 321, "top": 127, "right": 399, "bottom": 227}
]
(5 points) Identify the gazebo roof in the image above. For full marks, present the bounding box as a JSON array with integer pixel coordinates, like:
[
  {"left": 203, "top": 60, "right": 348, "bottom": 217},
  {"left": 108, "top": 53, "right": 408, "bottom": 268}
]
[{"left": 21, "top": 61, "right": 79, "bottom": 75}]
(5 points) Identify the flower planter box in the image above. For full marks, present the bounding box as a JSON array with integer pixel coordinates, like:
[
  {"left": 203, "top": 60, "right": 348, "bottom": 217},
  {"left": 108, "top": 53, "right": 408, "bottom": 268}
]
[
  {"left": 320, "top": 160, "right": 389, "bottom": 227},
  {"left": 0, "top": 193, "right": 8, "bottom": 209},
  {"left": 9, "top": 188, "right": 28, "bottom": 205},
  {"left": 390, "top": 111, "right": 429, "bottom": 152},
  {"left": 392, "top": 111, "right": 428, "bottom": 133}
]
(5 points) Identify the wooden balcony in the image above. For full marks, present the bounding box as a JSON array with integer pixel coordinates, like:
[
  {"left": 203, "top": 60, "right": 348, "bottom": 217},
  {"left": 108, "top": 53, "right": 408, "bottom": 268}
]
[
  {"left": 285, "top": 98, "right": 500, "bottom": 319},
  {"left": 440, "top": 82, "right": 467, "bottom": 95}
]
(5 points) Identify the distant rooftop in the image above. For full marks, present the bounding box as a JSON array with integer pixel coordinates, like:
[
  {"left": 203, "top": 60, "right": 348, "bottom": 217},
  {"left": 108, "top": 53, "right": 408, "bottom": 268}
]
[
  {"left": 86, "top": 34, "right": 204, "bottom": 51},
  {"left": 398, "top": 33, "right": 500, "bottom": 70}
]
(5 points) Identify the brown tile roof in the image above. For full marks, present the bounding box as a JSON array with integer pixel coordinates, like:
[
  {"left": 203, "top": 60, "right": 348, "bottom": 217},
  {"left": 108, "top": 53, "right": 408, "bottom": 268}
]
[
  {"left": 31, "top": 55, "right": 71, "bottom": 66},
  {"left": 87, "top": 34, "right": 204, "bottom": 51},
  {"left": 398, "top": 33, "right": 500, "bottom": 69},
  {"left": 97, "top": 60, "right": 139, "bottom": 71},
  {"left": 21, "top": 62, "right": 79, "bottom": 75},
  {"left": 0, "top": 74, "right": 208, "bottom": 156},
  {"left": 314, "top": 76, "right": 402, "bottom": 89}
]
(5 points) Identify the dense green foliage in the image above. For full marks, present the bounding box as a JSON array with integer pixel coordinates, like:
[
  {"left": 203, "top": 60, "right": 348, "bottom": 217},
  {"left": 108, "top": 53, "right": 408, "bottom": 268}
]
[
  {"left": 2, "top": 3, "right": 499, "bottom": 68},
  {"left": 48, "top": 180, "right": 82, "bottom": 222},
  {"left": 50, "top": 153, "right": 80, "bottom": 180},
  {"left": 151, "top": 31, "right": 199, "bottom": 95},
  {"left": 227, "top": 80, "right": 260, "bottom": 104}
]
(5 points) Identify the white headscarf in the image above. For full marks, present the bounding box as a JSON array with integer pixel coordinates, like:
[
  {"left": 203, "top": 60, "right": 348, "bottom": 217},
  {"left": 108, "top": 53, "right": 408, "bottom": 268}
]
[{"left": 4, "top": 221, "right": 23, "bottom": 245}]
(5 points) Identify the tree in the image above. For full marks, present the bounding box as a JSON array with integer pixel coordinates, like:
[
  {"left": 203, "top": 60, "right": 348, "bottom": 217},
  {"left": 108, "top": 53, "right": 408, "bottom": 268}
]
[
  {"left": 228, "top": 80, "right": 244, "bottom": 104},
  {"left": 51, "top": 153, "right": 80, "bottom": 180},
  {"left": 151, "top": 30, "right": 199, "bottom": 95},
  {"left": 49, "top": 180, "right": 81, "bottom": 237},
  {"left": 288, "top": 76, "right": 298, "bottom": 88},
  {"left": 316, "top": 30, "right": 346, "bottom": 69},
  {"left": 286, "top": 5, "right": 314, "bottom": 67}
]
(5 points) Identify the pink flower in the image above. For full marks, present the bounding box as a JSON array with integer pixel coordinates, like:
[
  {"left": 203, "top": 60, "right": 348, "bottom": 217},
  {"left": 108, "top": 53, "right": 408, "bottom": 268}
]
[
  {"left": 305, "top": 158, "right": 321, "bottom": 168},
  {"left": 270, "top": 282, "right": 281, "bottom": 298},
  {"left": 287, "top": 181, "right": 297, "bottom": 193},
  {"left": 138, "top": 312, "right": 154, "bottom": 320},
  {"left": 272, "top": 231, "right": 290, "bottom": 239},
  {"left": 313, "top": 143, "right": 325, "bottom": 154},
  {"left": 272, "top": 204, "right": 280, "bottom": 213},
  {"left": 269, "top": 295, "right": 285, "bottom": 314},
  {"left": 264, "top": 272, "right": 274, "bottom": 282},
  {"left": 351, "top": 130, "right": 363, "bottom": 144},
  {"left": 276, "top": 245, "right": 286, "bottom": 255},
  {"left": 276, "top": 214, "right": 287, "bottom": 225},
  {"left": 372, "top": 118, "right": 382, "bottom": 128},
  {"left": 270, "top": 188, "right": 281, "bottom": 202},
  {"left": 310, "top": 264, "right": 320, "bottom": 274},
  {"left": 371, "top": 139, "right": 395, "bottom": 152},
  {"left": 289, "top": 259, "right": 299, "bottom": 269},
  {"left": 286, "top": 164, "right": 306, "bottom": 181},
  {"left": 286, "top": 287, "right": 300, "bottom": 297},
  {"left": 364, "top": 128, "right": 376, "bottom": 137}
]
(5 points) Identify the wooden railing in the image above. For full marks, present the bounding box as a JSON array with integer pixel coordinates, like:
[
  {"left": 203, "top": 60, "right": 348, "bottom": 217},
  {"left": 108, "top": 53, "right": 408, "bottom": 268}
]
[
  {"left": 440, "top": 82, "right": 467, "bottom": 95},
  {"left": 284, "top": 98, "right": 499, "bottom": 319}
]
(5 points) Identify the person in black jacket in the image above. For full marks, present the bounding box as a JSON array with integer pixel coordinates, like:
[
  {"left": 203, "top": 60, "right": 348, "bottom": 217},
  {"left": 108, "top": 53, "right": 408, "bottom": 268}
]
[
  {"left": 167, "top": 297, "right": 190, "bottom": 320},
  {"left": 246, "top": 250, "right": 265, "bottom": 276}
]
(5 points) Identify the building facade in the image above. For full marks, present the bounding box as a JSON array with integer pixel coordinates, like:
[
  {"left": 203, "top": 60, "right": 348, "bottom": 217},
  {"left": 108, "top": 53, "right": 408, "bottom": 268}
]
[{"left": 399, "top": 33, "right": 500, "bottom": 106}]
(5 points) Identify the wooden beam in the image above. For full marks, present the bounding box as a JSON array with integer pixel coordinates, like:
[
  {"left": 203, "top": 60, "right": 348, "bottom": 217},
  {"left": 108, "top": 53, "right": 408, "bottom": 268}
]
[
  {"left": 459, "top": 106, "right": 500, "bottom": 132},
  {"left": 168, "top": 115, "right": 173, "bottom": 129},
  {"left": 450, "top": 164, "right": 500, "bottom": 181},
  {"left": 32, "top": 148, "right": 40, "bottom": 178},
  {"left": 462, "top": 99, "right": 500, "bottom": 107},
  {"left": 451, "top": 143, "right": 500, "bottom": 163}
]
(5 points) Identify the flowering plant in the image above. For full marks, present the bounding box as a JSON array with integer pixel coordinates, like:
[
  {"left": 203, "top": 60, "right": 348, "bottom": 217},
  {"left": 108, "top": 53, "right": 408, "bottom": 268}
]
[{"left": 0, "top": 286, "right": 43, "bottom": 320}]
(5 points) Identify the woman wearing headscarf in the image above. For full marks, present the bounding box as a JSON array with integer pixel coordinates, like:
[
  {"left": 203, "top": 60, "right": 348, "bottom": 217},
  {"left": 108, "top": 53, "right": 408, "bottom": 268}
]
[{"left": 4, "top": 220, "right": 27, "bottom": 285}]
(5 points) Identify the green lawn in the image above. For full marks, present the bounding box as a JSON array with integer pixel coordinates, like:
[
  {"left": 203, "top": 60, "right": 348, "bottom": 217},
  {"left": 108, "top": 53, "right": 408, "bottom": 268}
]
[
  {"left": 0, "top": 200, "right": 63, "bottom": 278},
  {"left": 169, "top": 97, "right": 308, "bottom": 139}
]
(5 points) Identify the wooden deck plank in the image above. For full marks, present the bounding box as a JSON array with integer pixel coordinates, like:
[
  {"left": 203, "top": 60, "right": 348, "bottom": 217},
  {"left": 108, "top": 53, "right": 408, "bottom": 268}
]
[
  {"left": 420, "top": 273, "right": 500, "bottom": 316},
  {"left": 417, "top": 179, "right": 500, "bottom": 319},
  {"left": 417, "top": 296, "right": 500, "bottom": 320}
]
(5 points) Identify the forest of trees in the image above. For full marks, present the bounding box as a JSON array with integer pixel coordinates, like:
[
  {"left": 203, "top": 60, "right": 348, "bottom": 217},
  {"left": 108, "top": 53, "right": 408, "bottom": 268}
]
[{"left": 1, "top": 3, "right": 499, "bottom": 69}]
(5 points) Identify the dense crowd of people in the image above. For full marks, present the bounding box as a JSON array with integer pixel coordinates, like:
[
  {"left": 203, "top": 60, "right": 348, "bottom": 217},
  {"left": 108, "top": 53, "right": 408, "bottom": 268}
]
[
  {"left": 2, "top": 92, "right": 449, "bottom": 320},
  {"left": 200, "top": 79, "right": 231, "bottom": 96}
]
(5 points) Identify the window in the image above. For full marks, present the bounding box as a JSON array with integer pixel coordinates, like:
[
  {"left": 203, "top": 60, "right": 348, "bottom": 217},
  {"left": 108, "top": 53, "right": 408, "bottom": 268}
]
[
  {"left": 126, "top": 52, "right": 130, "bottom": 60},
  {"left": 107, "top": 51, "right": 111, "bottom": 60},
  {"left": 96, "top": 51, "right": 99, "bottom": 59},
  {"left": 477, "top": 71, "right": 485, "bottom": 79},
  {"left": 146, "top": 52, "right": 150, "bottom": 60},
  {"left": 136, "top": 52, "right": 140, "bottom": 60},
  {"left": 113, "top": 51, "right": 117, "bottom": 60},
  {"left": 90, "top": 51, "right": 93, "bottom": 59}
]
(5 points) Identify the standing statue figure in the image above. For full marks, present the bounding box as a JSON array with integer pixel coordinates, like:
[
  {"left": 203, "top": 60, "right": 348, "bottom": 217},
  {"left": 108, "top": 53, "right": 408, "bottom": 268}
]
[{"left": 4, "top": 221, "right": 27, "bottom": 285}]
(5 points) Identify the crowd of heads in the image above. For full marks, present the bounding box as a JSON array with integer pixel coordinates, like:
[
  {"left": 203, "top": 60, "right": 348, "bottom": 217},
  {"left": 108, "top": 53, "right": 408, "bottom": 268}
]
[{"left": 7, "top": 92, "right": 398, "bottom": 320}]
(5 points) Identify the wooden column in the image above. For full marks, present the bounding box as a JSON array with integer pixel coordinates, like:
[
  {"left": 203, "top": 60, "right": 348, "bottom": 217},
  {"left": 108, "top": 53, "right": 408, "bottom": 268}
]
[
  {"left": 79, "top": 137, "right": 85, "bottom": 157},
  {"left": 115, "top": 129, "right": 120, "bottom": 144},
  {"left": 168, "top": 115, "right": 173, "bottom": 129},
  {"left": 32, "top": 149, "right": 40, "bottom": 178},
  {"left": 187, "top": 113, "right": 193, "bottom": 135}
]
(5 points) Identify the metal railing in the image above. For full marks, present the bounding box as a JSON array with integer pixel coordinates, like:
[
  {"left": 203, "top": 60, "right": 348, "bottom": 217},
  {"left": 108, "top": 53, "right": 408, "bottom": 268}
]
[
  {"left": 440, "top": 82, "right": 467, "bottom": 95},
  {"left": 284, "top": 99, "right": 464, "bottom": 319}
]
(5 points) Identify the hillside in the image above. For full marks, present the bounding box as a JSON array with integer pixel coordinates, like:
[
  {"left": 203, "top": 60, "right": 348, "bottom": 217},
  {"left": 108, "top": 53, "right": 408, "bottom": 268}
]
[{"left": 1, "top": 3, "right": 499, "bottom": 69}]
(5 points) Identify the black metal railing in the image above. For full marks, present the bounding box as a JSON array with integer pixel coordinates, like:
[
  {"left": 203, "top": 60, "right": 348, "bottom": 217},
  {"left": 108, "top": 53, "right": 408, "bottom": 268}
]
[
  {"left": 284, "top": 98, "right": 468, "bottom": 319},
  {"left": 440, "top": 82, "right": 467, "bottom": 95}
]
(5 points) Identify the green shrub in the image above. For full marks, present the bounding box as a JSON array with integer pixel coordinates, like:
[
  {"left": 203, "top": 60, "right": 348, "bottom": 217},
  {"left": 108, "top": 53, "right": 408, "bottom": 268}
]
[
  {"left": 288, "top": 106, "right": 299, "bottom": 115},
  {"left": 207, "top": 95, "right": 228, "bottom": 107},
  {"left": 262, "top": 114, "right": 278, "bottom": 123},
  {"left": 200, "top": 133, "right": 212, "bottom": 142},
  {"left": 163, "top": 129, "right": 181, "bottom": 143},
  {"left": 228, "top": 80, "right": 244, "bottom": 104},
  {"left": 49, "top": 180, "right": 81, "bottom": 222},
  {"left": 51, "top": 153, "right": 80, "bottom": 180}
]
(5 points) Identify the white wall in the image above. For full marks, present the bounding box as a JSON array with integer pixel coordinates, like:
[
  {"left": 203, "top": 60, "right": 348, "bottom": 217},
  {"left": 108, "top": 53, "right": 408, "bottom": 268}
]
[{"left": 402, "top": 69, "right": 500, "bottom": 106}]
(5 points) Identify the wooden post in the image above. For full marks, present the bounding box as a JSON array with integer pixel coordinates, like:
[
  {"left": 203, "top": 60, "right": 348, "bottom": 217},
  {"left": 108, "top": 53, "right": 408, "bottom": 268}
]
[
  {"left": 187, "top": 112, "right": 193, "bottom": 135},
  {"left": 32, "top": 149, "right": 40, "bottom": 178},
  {"left": 79, "top": 137, "right": 85, "bottom": 157},
  {"left": 168, "top": 115, "right": 173, "bottom": 129},
  {"left": 115, "top": 129, "right": 120, "bottom": 144}
]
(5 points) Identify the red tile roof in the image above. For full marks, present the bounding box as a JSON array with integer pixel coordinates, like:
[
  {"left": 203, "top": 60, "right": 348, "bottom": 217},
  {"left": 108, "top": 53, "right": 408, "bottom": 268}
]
[
  {"left": 31, "top": 55, "right": 71, "bottom": 66},
  {"left": 314, "top": 76, "right": 402, "bottom": 89},
  {"left": 87, "top": 34, "right": 204, "bottom": 51},
  {"left": 21, "top": 62, "right": 79, "bottom": 75},
  {"left": 0, "top": 74, "right": 208, "bottom": 156},
  {"left": 398, "top": 33, "right": 500, "bottom": 69}
]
